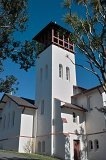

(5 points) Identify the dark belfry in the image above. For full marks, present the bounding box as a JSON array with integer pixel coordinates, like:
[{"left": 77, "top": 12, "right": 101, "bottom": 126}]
[{"left": 33, "top": 22, "right": 74, "bottom": 55}]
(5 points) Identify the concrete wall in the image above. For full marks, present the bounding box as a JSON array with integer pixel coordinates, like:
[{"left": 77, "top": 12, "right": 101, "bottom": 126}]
[
  {"left": 0, "top": 100, "right": 21, "bottom": 151},
  {"left": 35, "top": 45, "right": 52, "bottom": 155},
  {"left": 52, "top": 44, "right": 76, "bottom": 103},
  {"left": 0, "top": 97, "right": 35, "bottom": 153},
  {"left": 53, "top": 99, "right": 87, "bottom": 160},
  {"left": 73, "top": 89, "right": 106, "bottom": 160},
  {"left": 35, "top": 44, "right": 77, "bottom": 157},
  {"left": 18, "top": 108, "right": 34, "bottom": 153}
]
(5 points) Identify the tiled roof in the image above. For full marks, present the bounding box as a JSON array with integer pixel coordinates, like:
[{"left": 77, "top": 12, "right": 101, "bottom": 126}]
[
  {"left": 1, "top": 94, "right": 37, "bottom": 109},
  {"left": 61, "top": 103, "right": 87, "bottom": 112}
]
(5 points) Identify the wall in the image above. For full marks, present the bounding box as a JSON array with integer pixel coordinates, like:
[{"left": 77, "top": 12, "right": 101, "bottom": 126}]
[
  {"left": 73, "top": 89, "right": 106, "bottom": 160},
  {"left": 0, "top": 100, "right": 21, "bottom": 151},
  {"left": 52, "top": 44, "right": 76, "bottom": 103},
  {"left": 35, "top": 42, "right": 77, "bottom": 157},
  {"left": 19, "top": 108, "right": 34, "bottom": 153},
  {"left": 35, "top": 45, "right": 52, "bottom": 155},
  {"left": 53, "top": 99, "right": 87, "bottom": 160}
]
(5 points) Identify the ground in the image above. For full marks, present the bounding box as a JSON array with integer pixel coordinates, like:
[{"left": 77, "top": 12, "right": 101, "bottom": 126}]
[{"left": 0, "top": 150, "right": 60, "bottom": 160}]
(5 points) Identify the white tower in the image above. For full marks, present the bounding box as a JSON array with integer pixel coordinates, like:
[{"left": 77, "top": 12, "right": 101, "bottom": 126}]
[{"left": 33, "top": 22, "right": 77, "bottom": 156}]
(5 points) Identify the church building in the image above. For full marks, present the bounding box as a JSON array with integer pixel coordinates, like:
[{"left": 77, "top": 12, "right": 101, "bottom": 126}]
[{"left": 0, "top": 22, "right": 106, "bottom": 160}]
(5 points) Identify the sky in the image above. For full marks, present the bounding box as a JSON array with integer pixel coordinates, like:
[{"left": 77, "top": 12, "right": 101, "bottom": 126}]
[{"left": 1, "top": 0, "right": 100, "bottom": 99}]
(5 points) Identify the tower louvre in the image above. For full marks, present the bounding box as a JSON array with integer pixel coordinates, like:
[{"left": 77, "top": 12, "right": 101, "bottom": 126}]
[{"left": 33, "top": 22, "right": 74, "bottom": 56}]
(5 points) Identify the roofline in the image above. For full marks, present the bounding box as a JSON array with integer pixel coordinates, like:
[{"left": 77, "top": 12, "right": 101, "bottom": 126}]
[
  {"left": 19, "top": 105, "right": 37, "bottom": 110},
  {"left": 33, "top": 21, "right": 71, "bottom": 40},
  {"left": 72, "top": 85, "right": 102, "bottom": 98},
  {"left": 61, "top": 104, "right": 87, "bottom": 112},
  {"left": 73, "top": 85, "right": 87, "bottom": 91},
  {"left": 1, "top": 94, "right": 37, "bottom": 109}
]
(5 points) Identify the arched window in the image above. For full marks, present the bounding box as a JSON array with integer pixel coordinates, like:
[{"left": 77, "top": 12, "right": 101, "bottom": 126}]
[
  {"left": 45, "top": 65, "right": 48, "bottom": 79},
  {"left": 40, "top": 68, "right": 43, "bottom": 81},
  {"left": 59, "top": 64, "right": 63, "bottom": 78},
  {"left": 73, "top": 112, "right": 76, "bottom": 123},
  {"left": 66, "top": 67, "right": 70, "bottom": 80},
  {"left": 41, "top": 100, "right": 44, "bottom": 115},
  {"left": 42, "top": 141, "right": 45, "bottom": 152},
  {"left": 94, "top": 139, "right": 99, "bottom": 151},
  {"left": 38, "top": 141, "right": 41, "bottom": 153},
  {"left": 12, "top": 111, "right": 15, "bottom": 126},
  {"left": 89, "top": 140, "right": 93, "bottom": 151}
]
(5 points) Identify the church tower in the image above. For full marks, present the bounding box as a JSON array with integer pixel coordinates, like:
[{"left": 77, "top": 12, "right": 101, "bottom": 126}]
[{"left": 33, "top": 22, "right": 76, "bottom": 156}]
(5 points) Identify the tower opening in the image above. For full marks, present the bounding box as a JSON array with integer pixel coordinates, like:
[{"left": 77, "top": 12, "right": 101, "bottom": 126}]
[{"left": 33, "top": 22, "right": 74, "bottom": 56}]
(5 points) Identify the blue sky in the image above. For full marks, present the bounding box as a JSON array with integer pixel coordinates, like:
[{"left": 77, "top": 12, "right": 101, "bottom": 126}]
[{"left": 1, "top": 0, "right": 99, "bottom": 99}]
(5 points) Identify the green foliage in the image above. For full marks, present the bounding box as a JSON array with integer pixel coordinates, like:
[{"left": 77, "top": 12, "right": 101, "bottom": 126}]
[
  {"left": 0, "top": 0, "right": 36, "bottom": 93},
  {"left": 63, "top": 0, "right": 106, "bottom": 92},
  {"left": 0, "top": 75, "right": 18, "bottom": 93}
]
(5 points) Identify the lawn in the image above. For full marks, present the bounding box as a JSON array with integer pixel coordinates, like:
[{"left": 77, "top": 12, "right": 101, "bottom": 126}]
[{"left": 0, "top": 150, "right": 61, "bottom": 160}]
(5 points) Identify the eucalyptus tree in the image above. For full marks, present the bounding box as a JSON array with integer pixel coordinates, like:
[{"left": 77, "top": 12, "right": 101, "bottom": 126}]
[
  {"left": 63, "top": 0, "right": 106, "bottom": 93},
  {"left": 0, "top": 0, "right": 36, "bottom": 93}
]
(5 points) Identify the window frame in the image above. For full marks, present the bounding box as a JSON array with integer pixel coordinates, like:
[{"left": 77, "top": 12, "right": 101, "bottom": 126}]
[
  {"left": 12, "top": 111, "right": 15, "bottom": 127},
  {"left": 3, "top": 114, "right": 6, "bottom": 129},
  {"left": 41, "top": 100, "right": 44, "bottom": 115},
  {"left": 66, "top": 67, "right": 70, "bottom": 81},
  {"left": 8, "top": 113, "right": 10, "bottom": 128},
  {"left": 42, "top": 141, "right": 45, "bottom": 152},
  {"left": 89, "top": 140, "right": 93, "bottom": 151},
  {"left": 40, "top": 68, "right": 43, "bottom": 81},
  {"left": 73, "top": 112, "right": 76, "bottom": 123},
  {"left": 94, "top": 139, "right": 99, "bottom": 151},
  {"left": 45, "top": 65, "right": 48, "bottom": 79},
  {"left": 59, "top": 64, "right": 63, "bottom": 78},
  {"left": 38, "top": 141, "right": 41, "bottom": 153}
]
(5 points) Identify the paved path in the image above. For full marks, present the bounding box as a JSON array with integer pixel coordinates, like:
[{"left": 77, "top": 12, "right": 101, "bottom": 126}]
[{"left": 0, "top": 152, "right": 37, "bottom": 160}]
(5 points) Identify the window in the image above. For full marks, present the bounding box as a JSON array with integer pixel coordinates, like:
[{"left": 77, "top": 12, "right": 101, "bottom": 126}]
[
  {"left": 38, "top": 141, "right": 41, "bottom": 152},
  {"left": 3, "top": 114, "right": 6, "bottom": 129},
  {"left": 12, "top": 111, "right": 15, "bottom": 126},
  {"left": 42, "top": 141, "right": 45, "bottom": 152},
  {"left": 59, "top": 64, "right": 63, "bottom": 78},
  {"left": 66, "top": 67, "right": 70, "bottom": 80},
  {"left": 8, "top": 101, "right": 11, "bottom": 107},
  {"left": 8, "top": 113, "right": 10, "bottom": 128},
  {"left": 45, "top": 65, "right": 48, "bottom": 79},
  {"left": 40, "top": 68, "right": 43, "bottom": 81},
  {"left": 89, "top": 140, "right": 93, "bottom": 151},
  {"left": 87, "top": 96, "right": 91, "bottom": 110},
  {"left": 41, "top": 100, "right": 44, "bottom": 115},
  {"left": 73, "top": 112, "right": 76, "bottom": 123},
  {"left": 94, "top": 139, "right": 99, "bottom": 151}
]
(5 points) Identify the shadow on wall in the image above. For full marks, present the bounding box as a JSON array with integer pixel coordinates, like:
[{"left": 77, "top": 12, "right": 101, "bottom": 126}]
[
  {"left": 65, "top": 135, "right": 71, "bottom": 160},
  {"left": 74, "top": 126, "right": 88, "bottom": 160}
]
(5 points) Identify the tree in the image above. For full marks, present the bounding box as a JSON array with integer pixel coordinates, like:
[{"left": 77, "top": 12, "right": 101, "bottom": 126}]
[
  {"left": 0, "top": 0, "right": 36, "bottom": 93},
  {"left": 63, "top": 0, "right": 106, "bottom": 93}
]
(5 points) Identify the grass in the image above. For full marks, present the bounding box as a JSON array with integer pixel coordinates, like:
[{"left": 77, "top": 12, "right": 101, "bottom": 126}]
[{"left": 0, "top": 150, "right": 61, "bottom": 160}]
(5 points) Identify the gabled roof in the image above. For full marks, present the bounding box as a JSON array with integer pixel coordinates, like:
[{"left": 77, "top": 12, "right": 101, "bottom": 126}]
[
  {"left": 61, "top": 103, "right": 87, "bottom": 112},
  {"left": 72, "top": 85, "right": 102, "bottom": 98},
  {"left": 0, "top": 94, "right": 37, "bottom": 109}
]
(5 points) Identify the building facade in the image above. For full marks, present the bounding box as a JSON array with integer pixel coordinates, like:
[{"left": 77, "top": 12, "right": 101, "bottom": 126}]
[{"left": 0, "top": 22, "right": 106, "bottom": 160}]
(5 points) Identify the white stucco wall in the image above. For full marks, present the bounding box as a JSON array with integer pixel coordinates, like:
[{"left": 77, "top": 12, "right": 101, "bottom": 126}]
[
  {"left": 35, "top": 45, "right": 52, "bottom": 155},
  {"left": 0, "top": 100, "right": 21, "bottom": 151},
  {"left": 73, "top": 89, "right": 106, "bottom": 160},
  {"left": 35, "top": 44, "right": 77, "bottom": 157},
  {"left": 53, "top": 99, "right": 87, "bottom": 160},
  {"left": 52, "top": 44, "right": 76, "bottom": 103},
  {"left": 19, "top": 112, "right": 34, "bottom": 153}
]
